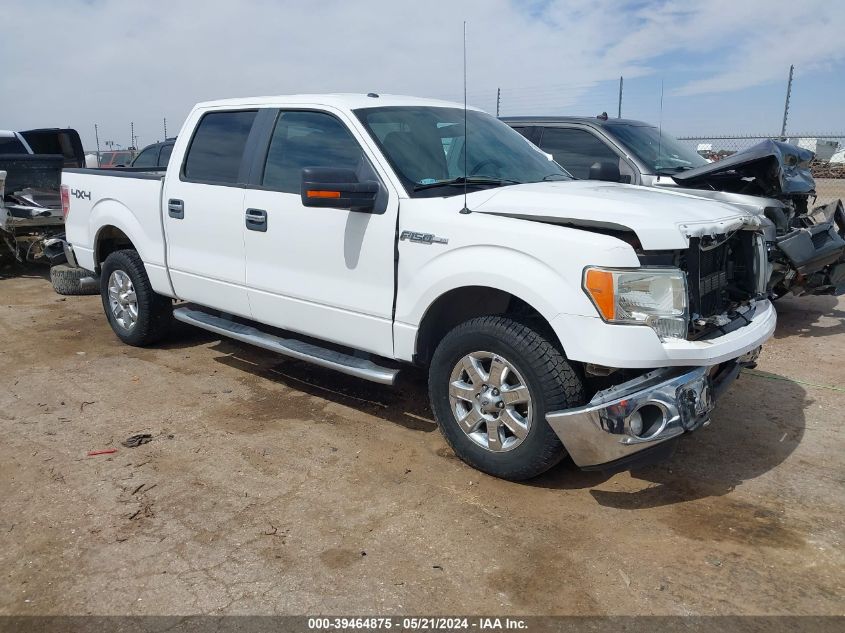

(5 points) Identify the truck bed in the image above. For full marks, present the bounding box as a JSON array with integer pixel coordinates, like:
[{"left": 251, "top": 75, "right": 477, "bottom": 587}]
[{"left": 62, "top": 168, "right": 170, "bottom": 294}]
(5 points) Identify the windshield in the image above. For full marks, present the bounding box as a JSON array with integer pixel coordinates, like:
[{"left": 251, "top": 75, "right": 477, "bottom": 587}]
[
  {"left": 606, "top": 124, "right": 708, "bottom": 174},
  {"left": 355, "top": 106, "right": 570, "bottom": 196}
]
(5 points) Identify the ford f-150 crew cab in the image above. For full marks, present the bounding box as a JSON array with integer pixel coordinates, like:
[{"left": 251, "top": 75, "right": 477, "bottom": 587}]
[{"left": 61, "top": 94, "right": 776, "bottom": 480}]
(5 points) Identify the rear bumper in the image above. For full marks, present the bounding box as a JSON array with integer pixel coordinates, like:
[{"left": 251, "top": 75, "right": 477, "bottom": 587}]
[
  {"left": 547, "top": 356, "right": 750, "bottom": 470},
  {"left": 43, "top": 235, "right": 79, "bottom": 267}
]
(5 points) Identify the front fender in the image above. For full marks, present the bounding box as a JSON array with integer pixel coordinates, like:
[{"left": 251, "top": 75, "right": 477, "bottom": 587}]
[{"left": 397, "top": 243, "right": 584, "bottom": 328}]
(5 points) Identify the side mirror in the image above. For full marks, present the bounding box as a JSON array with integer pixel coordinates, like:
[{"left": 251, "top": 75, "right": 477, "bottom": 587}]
[
  {"left": 301, "top": 167, "right": 379, "bottom": 213},
  {"left": 588, "top": 160, "right": 621, "bottom": 182}
]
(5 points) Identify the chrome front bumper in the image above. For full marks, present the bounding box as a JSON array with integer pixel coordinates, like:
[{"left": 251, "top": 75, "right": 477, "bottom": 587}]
[{"left": 547, "top": 357, "right": 750, "bottom": 469}]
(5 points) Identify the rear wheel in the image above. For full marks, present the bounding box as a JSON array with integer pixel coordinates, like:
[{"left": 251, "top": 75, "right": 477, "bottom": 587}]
[
  {"left": 100, "top": 249, "right": 172, "bottom": 346},
  {"left": 428, "top": 315, "right": 585, "bottom": 481}
]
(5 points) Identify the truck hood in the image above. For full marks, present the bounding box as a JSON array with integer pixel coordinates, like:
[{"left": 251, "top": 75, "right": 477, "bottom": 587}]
[
  {"left": 671, "top": 139, "right": 815, "bottom": 197},
  {"left": 472, "top": 180, "right": 762, "bottom": 250}
]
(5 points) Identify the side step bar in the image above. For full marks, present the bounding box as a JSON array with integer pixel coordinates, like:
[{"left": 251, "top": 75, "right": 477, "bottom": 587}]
[{"left": 173, "top": 307, "right": 399, "bottom": 385}]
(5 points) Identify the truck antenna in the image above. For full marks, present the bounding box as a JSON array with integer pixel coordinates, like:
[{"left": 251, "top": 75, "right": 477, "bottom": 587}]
[
  {"left": 460, "top": 21, "right": 471, "bottom": 214},
  {"left": 657, "top": 79, "right": 664, "bottom": 178}
]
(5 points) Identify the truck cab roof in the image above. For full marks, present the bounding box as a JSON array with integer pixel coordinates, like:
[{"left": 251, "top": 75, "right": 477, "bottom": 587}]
[
  {"left": 194, "top": 93, "right": 481, "bottom": 112},
  {"left": 500, "top": 116, "right": 653, "bottom": 128}
]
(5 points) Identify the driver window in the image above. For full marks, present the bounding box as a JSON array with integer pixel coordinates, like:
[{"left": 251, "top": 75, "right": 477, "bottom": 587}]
[{"left": 262, "top": 111, "right": 366, "bottom": 194}]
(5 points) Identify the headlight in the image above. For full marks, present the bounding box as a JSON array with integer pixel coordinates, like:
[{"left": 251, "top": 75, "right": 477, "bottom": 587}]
[{"left": 583, "top": 267, "right": 688, "bottom": 340}]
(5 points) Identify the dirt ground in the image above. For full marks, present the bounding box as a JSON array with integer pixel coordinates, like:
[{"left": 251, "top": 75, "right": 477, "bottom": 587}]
[{"left": 0, "top": 264, "right": 842, "bottom": 616}]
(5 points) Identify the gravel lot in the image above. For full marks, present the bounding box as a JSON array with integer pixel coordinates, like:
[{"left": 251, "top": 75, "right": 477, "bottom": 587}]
[{"left": 0, "top": 264, "right": 842, "bottom": 616}]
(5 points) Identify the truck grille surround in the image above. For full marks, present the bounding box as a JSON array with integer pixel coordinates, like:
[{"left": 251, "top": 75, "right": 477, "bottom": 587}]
[{"left": 684, "top": 232, "right": 764, "bottom": 331}]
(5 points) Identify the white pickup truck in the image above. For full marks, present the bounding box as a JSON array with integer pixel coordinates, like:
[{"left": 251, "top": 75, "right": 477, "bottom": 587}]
[{"left": 61, "top": 94, "right": 776, "bottom": 480}]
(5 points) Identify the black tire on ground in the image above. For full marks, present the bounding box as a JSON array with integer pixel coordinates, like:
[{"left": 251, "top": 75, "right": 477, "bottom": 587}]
[
  {"left": 100, "top": 249, "right": 172, "bottom": 346},
  {"left": 428, "top": 315, "right": 586, "bottom": 481},
  {"left": 50, "top": 264, "right": 99, "bottom": 296}
]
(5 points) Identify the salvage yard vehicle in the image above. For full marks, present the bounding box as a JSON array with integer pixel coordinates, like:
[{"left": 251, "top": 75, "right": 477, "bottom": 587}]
[
  {"left": 61, "top": 94, "right": 776, "bottom": 480},
  {"left": 97, "top": 150, "right": 134, "bottom": 168},
  {"left": 0, "top": 127, "right": 97, "bottom": 294},
  {"left": 130, "top": 139, "right": 175, "bottom": 169},
  {"left": 0, "top": 128, "right": 84, "bottom": 263},
  {"left": 504, "top": 117, "right": 845, "bottom": 298}
]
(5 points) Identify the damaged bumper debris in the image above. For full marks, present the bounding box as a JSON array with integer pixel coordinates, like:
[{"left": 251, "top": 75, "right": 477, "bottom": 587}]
[{"left": 546, "top": 352, "right": 758, "bottom": 471}]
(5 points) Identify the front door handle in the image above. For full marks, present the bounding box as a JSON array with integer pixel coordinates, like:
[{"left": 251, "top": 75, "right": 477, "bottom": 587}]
[
  {"left": 168, "top": 199, "right": 184, "bottom": 219},
  {"left": 245, "top": 208, "right": 267, "bottom": 232}
]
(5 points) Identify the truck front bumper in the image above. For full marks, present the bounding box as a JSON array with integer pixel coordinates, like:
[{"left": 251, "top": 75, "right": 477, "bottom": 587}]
[
  {"left": 550, "top": 299, "right": 776, "bottom": 369},
  {"left": 546, "top": 355, "right": 753, "bottom": 470}
]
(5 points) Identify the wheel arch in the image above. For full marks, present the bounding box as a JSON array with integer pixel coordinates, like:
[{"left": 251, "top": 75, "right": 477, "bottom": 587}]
[
  {"left": 412, "top": 285, "right": 564, "bottom": 365},
  {"left": 94, "top": 224, "right": 136, "bottom": 272}
]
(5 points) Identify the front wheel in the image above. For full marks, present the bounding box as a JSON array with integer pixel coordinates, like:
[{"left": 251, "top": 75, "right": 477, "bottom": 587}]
[
  {"left": 428, "top": 316, "right": 585, "bottom": 481},
  {"left": 100, "top": 249, "right": 172, "bottom": 346}
]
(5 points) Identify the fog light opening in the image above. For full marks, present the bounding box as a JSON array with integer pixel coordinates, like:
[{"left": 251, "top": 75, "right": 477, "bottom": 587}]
[{"left": 626, "top": 403, "right": 667, "bottom": 439}]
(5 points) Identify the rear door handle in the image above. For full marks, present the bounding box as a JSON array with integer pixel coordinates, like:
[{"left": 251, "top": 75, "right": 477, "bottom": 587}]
[
  {"left": 168, "top": 199, "right": 184, "bottom": 219},
  {"left": 245, "top": 208, "right": 267, "bottom": 232}
]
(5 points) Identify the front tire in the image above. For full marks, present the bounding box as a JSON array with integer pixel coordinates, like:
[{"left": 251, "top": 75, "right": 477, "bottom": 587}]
[
  {"left": 100, "top": 249, "right": 172, "bottom": 346},
  {"left": 429, "top": 316, "right": 585, "bottom": 481}
]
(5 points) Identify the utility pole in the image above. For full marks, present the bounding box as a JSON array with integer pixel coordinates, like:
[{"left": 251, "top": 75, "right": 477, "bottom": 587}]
[
  {"left": 617, "top": 76, "right": 623, "bottom": 118},
  {"left": 780, "top": 64, "right": 794, "bottom": 138},
  {"left": 130, "top": 121, "right": 136, "bottom": 150},
  {"left": 496, "top": 87, "right": 501, "bottom": 117},
  {"left": 163, "top": 118, "right": 168, "bottom": 139},
  {"left": 94, "top": 124, "right": 101, "bottom": 167}
]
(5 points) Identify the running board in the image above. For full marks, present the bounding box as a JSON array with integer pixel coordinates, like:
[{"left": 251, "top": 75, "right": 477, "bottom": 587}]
[{"left": 173, "top": 307, "right": 399, "bottom": 385}]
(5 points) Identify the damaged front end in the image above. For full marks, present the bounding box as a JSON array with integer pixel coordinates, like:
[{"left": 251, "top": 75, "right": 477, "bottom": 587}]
[{"left": 671, "top": 140, "right": 845, "bottom": 297}]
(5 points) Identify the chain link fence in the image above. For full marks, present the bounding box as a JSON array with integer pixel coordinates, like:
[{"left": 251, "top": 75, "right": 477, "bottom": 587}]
[{"left": 675, "top": 134, "right": 845, "bottom": 206}]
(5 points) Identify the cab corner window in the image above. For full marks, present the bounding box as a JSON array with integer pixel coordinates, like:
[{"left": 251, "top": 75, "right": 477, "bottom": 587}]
[
  {"left": 262, "top": 111, "right": 365, "bottom": 194},
  {"left": 183, "top": 110, "right": 257, "bottom": 184}
]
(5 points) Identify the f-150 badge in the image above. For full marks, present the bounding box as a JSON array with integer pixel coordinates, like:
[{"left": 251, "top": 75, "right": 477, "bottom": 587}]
[{"left": 400, "top": 231, "right": 448, "bottom": 245}]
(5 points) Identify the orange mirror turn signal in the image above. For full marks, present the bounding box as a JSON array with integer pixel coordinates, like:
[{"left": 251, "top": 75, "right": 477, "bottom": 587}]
[{"left": 306, "top": 190, "right": 341, "bottom": 198}]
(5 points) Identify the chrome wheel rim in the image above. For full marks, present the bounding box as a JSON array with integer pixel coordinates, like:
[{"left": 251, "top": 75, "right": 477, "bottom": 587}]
[
  {"left": 107, "top": 270, "right": 138, "bottom": 330},
  {"left": 448, "top": 351, "right": 533, "bottom": 452}
]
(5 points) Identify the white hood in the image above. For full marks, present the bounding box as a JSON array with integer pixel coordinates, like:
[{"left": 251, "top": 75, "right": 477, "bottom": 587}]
[{"left": 472, "top": 181, "right": 762, "bottom": 250}]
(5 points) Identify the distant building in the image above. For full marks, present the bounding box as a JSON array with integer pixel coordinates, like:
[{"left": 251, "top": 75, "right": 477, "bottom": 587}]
[
  {"left": 696, "top": 143, "right": 713, "bottom": 157},
  {"left": 787, "top": 137, "right": 839, "bottom": 161}
]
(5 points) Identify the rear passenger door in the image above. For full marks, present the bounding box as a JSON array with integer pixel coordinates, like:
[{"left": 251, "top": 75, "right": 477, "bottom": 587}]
[
  {"left": 241, "top": 109, "right": 399, "bottom": 358},
  {"left": 538, "top": 127, "right": 635, "bottom": 183},
  {"left": 163, "top": 109, "right": 259, "bottom": 316}
]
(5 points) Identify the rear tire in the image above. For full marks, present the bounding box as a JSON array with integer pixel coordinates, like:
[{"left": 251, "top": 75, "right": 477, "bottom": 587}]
[
  {"left": 100, "top": 249, "right": 172, "bottom": 346},
  {"left": 50, "top": 264, "right": 98, "bottom": 296},
  {"left": 428, "top": 315, "right": 585, "bottom": 481}
]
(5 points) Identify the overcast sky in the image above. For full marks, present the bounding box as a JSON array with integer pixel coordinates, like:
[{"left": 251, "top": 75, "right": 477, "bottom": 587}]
[{"left": 2, "top": 0, "right": 843, "bottom": 150}]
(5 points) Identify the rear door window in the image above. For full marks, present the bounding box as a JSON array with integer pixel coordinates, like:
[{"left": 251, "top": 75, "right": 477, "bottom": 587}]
[
  {"left": 158, "top": 143, "right": 173, "bottom": 166},
  {"left": 183, "top": 110, "right": 257, "bottom": 184},
  {"left": 539, "top": 127, "right": 631, "bottom": 181}
]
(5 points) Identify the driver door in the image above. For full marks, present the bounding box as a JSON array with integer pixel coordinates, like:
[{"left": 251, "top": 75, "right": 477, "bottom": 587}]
[{"left": 242, "top": 109, "right": 399, "bottom": 358}]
